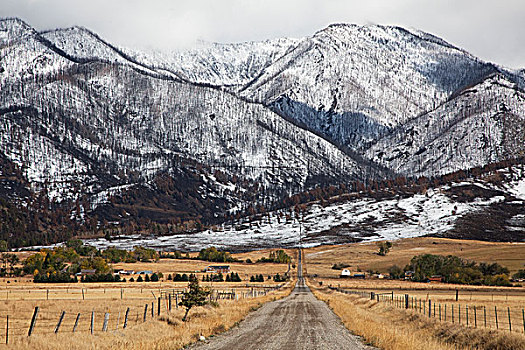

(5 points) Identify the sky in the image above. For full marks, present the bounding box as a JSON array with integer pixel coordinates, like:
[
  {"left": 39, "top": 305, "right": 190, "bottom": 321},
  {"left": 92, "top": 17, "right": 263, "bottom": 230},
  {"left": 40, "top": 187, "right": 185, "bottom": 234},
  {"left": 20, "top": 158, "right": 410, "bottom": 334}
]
[{"left": 1, "top": 0, "right": 524, "bottom": 69}]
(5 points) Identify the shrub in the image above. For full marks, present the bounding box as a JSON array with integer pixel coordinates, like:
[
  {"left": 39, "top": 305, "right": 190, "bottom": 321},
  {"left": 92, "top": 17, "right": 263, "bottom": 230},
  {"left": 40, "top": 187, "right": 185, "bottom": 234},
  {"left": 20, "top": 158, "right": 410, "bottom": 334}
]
[
  {"left": 388, "top": 265, "right": 403, "bottom": 279},
  {"left": 179, "top": 275, "right": 210, "bottom": 321}
]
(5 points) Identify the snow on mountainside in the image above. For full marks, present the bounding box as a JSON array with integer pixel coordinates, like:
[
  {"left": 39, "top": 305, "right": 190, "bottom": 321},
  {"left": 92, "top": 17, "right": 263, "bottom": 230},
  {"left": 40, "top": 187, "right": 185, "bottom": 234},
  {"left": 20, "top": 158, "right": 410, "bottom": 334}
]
[
  {"left": 238, "top": 24, "right": 499, "bottom": 149},
  {"left": 1, "top": 17, "right": 525, "bottom": 248},
  {"left": 367, "top": 74, "right": 525, "bottom": 177},
  {"left": 81, "top": 165, "right": 525, "bottom": 251},
  {"left": 125, "top": 38, "right": 299, "bottom": 86},
  {"left": 0, "top": 18, "right": 373, "bottom": 206}
]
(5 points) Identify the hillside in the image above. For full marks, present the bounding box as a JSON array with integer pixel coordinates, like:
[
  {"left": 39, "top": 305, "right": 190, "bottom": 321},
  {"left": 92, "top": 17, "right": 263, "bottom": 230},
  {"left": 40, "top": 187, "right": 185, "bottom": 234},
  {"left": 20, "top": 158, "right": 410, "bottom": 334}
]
[{"left": 1, "top": 17, "right": 524, "bottom": 248}]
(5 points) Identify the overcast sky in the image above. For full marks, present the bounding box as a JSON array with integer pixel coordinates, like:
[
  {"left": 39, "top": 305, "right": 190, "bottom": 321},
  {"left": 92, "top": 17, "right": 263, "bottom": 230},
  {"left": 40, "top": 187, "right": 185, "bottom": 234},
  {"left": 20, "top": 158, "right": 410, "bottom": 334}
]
[{"left": 1, "top": 0, "right": 524, "bottom": 69}]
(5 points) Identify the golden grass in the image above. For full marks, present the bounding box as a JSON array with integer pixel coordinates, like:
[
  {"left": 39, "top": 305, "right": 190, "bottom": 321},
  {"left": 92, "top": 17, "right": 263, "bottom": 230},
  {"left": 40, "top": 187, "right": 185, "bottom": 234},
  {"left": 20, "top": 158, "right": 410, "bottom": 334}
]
[
  {"left": 304, "top": 237, "right": 525, "bottom": 278},
  {"left": 4, "top": 280, "right": 295, "bottom": 349},
  {"left": 309, "top": 281, "right": 525, "bottom": 350},
  {"left": 112, "top": 258, "right": 289, "bottom": 282}
]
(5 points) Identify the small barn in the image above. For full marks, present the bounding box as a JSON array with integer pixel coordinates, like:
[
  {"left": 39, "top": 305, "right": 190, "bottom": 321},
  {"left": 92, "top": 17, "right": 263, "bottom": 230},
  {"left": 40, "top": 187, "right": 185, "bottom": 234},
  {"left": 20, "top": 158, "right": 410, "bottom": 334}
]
[
  {"left": 428, "top": 275, "right": 443, "bottom": 283},
  {"left": 340, "top": 269, "right": 352, "bottom": 278},
  {"left": 76, "top": 269, "right": 96, "bottom": 276},
  {"left": 204, "top": 265, "right": 231, "bottom": 274}
]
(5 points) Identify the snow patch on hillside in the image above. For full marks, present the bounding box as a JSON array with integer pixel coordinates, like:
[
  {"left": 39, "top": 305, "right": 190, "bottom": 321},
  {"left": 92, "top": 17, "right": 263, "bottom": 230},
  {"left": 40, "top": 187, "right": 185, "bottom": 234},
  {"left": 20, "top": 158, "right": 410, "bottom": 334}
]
[{"left": 81, "top": 188, "right": 505, "bottom": 251}]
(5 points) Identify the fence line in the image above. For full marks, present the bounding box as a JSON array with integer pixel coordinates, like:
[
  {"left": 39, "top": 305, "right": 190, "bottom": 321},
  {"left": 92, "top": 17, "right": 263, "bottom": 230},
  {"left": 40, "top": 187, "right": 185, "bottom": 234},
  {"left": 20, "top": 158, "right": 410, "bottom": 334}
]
[
  {"left": 0, "top": 284, "right": 286, "bottom": 344},
  {"left": 331, "top": 287, "right": 525, "bottom": 334}
]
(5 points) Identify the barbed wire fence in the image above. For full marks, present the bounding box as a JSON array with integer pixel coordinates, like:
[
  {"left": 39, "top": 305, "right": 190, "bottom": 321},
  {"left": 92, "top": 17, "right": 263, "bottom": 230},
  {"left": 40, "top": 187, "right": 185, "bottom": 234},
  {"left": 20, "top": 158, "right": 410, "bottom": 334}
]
[
  {"left": 331, "top": 287, "right": 525, "bottom": 334},
  {"left": 0, "top": 284, "right": 285, "bottom": 344}
]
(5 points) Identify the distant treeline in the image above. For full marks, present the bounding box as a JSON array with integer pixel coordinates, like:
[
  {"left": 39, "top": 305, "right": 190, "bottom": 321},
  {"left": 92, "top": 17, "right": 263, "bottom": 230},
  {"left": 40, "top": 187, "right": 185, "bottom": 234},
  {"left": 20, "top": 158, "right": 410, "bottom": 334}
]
[{"left": 389, "top": 254, "right": 514, "bottom": 286}]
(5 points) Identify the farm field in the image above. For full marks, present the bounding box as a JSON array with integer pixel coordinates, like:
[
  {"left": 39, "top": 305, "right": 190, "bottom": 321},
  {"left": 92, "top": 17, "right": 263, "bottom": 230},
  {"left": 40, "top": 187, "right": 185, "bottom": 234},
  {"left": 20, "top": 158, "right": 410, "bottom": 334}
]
[
  {"left": 305, "top": 237, "right": 525, "bottom": 306},
  {"left": 304, "top": 237, "right": 525, "bottom": 277},
  {"left": 0, "top": 249, "right": 296, "bottom": 348},
  {"left": 305, "top": 238, "right": 525, "bottom": 349}
]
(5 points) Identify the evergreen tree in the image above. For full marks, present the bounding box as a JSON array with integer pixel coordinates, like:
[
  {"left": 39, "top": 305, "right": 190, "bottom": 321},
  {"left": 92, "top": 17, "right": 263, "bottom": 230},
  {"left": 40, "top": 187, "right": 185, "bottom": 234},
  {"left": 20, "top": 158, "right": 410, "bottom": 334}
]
[{"left": 179, "top": 275, "right": 210, "bottom": 321}]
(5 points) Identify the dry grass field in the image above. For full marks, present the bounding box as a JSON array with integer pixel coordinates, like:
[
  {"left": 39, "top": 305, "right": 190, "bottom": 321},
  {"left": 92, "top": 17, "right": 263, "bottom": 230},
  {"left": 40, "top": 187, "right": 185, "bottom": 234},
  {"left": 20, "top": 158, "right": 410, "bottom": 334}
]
[
  {"left": 304, "top": 237, "right": 525, "bottom": 278},
  {"left": 309, "top": 282, "right": 525, "bottom": 350},
  {"left": 0, "top": 249, "right": 296, "bottom": 348},
  {"left": 304, "top": 238, "right": 525, "bottom": 349},
  {"left": 304, "top": 237, "right": 525, "bottom": 307},
  {"left": 5, "top": 280, "right": 295, "bottom": 349}
]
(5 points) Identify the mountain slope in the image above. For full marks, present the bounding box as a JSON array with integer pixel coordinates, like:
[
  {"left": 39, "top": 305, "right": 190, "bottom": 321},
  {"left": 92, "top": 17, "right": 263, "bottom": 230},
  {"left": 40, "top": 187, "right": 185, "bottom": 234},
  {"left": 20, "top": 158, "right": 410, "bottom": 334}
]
[
  {"left": 1, "top": 17, "right": 524, "bottom": 248},
  {"left": 366, "top": 74, "right": 525, "bottom": 177},
  {"left": 236, "top": 24, "right": 499, "bottom": 151},
  {"left": 0, "top": 18, "right": 376, "bottom": 234}
]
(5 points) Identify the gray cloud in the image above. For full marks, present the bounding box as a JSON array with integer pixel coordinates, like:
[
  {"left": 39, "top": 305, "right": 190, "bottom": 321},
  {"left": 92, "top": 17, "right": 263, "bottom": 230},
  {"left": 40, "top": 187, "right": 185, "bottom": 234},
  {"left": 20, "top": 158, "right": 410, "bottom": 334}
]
[{"left": 1, "top": 0, "right": 524, "bottom": 68}]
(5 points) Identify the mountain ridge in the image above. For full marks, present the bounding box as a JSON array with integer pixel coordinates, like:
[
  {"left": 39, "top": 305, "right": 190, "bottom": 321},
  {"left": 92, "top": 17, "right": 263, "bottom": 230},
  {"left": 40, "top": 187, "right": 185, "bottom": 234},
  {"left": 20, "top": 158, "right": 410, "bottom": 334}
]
[{"left": 1, "top": 17, "right": 524, "bottom": 248}]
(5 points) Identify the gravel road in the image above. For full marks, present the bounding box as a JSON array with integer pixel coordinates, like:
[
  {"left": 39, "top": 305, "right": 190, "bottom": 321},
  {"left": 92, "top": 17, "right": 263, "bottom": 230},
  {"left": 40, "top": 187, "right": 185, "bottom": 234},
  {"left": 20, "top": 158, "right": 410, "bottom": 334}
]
[{"left": 190, "top": 250, "right": 372, "bottom": 350}]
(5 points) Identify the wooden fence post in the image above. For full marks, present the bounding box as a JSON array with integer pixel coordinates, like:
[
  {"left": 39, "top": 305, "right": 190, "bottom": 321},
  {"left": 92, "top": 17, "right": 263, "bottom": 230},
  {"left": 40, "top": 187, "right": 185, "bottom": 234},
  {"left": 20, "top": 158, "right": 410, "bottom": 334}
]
[
  {"left": 508, "top": 307, "right": 512, "bottom": 332},
  {"left": 151, "top": 302, "right": 154, "bottom": 318},
  {"left": 143, "top": 304, "right": 148, "bottom": 322},
  {"left": 428, "top": 300, "right": 431, "bottom": 318},
  {"left": 495, "top": 306, "right": 499, "bottom": 329},
  {"left": 121, "top": 288, "right": 123, "bottom": 300},
  {"left": 466, "top": 305, "right": 469, "bottom": 326},
  {"left": 455, "top": 289, "right": 458, "bottom": 301},
  {"left": 82, "top": 289, "right": 85, "bottom": 300},
  {"left": 90, "top": 311, "right": 95, "bottom": 335},
  {"left": 55, "top": 311, "right": 66, "bottom": 333},
  {"left": 73, "top": 313, "right": 80, "bottom": 332},
  {"left": 168, "top": 294, "right": 172, "bottom": 311},
  {"left": 452, "top": 305, "right": 454, "bottom": 323},
  {"left": 28, "top": 306, "right": 39, "bottom": 336},
  {"left": 123, "top": 308, "right": 130, "bottom": 329},
  {"left": 158, "top": 297, "right": 161, "bottom": 316},
  {"left": 445, "top": 304, "right": 447, "bottom": 322},
  {"left": 5, "top": 315, "right": 8, "bottom": 345},
  {"left": 47, "top": 289, "right": 49, "bottom": 300},
  {"left": 405, "top": 294, "right": 409, "bottom": 309},
  {"left": 474, "top": 306, "right": 477, "bottom": 328},
  {"left": 484, "top": 306, "right": 487, "bottom": 328},
  {"left": 439, "top": 304, "right": 441, "bottom": 321},
  {"left": 102, "top": 313, "right": 109, "bottom": 332},
  {"left": 522, "top": 309, "right": 525, "bottom": 334}
]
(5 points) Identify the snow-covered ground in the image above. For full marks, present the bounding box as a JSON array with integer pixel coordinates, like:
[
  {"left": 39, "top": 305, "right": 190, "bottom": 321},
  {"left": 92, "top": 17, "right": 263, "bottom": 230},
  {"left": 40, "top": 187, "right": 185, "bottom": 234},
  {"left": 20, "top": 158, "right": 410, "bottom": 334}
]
[{"left": 81, "top": 171, "right": 524, "bottom": 251}]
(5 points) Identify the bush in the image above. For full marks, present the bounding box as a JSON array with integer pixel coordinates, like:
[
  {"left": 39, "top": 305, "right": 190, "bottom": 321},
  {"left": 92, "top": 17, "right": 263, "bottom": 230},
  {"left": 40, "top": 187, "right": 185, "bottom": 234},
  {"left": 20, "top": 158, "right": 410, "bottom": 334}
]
[
  {"left": 512, "top": 269, "right": 525, "bottom": 280},
  {"left": 377, "top": 241, "right": 392, "bottom": 256},
  {"left": 225, "top": 272, "right": 241, "bottom": 282},
  {"left": 250, "top": 274, "right": 264, "bottom": 282},
  {"left": 151, "top": 273, "right": 159, "bottom": 282},
  {"left": 82, "top": 273, "right": 120, "bottom": 283},
  {"left": 257, "top": 250, "right": 291, "bottom": 263},
  {"left": 34, "top": 272, "right": 75, "bottom": 283},
  {"left": 273, "top": 273, "right": 287, "bottom": 282},
  {"left": 388, "top": 265, "right": 403, "bottom": 279},
  {"left": 332, "top": 263, "right": 350, "bottom": 270},
  {"left": 137, "top": 275, "right": 143, "bottom": 282}
]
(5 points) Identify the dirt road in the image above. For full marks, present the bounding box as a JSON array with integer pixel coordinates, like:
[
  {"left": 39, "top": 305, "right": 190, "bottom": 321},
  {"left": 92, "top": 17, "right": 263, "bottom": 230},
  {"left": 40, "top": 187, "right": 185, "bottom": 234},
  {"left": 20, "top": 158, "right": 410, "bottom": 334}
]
[{"left": 190, "top": 250, "right": 371, "bottom": 350}]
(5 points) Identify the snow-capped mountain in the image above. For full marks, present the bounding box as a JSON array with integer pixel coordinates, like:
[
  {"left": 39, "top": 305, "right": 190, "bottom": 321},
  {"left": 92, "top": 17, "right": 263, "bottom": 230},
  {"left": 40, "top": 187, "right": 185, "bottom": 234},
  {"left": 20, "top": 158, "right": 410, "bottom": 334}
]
[
  {"left": 1, "top": 17, "right": 524, "bottom": 247},
  {"left": 367, "top": 73, "right": 525, "bottom": 177},
  {"left": 0, "top": 18, "right": 380, "bottom": 243}
]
